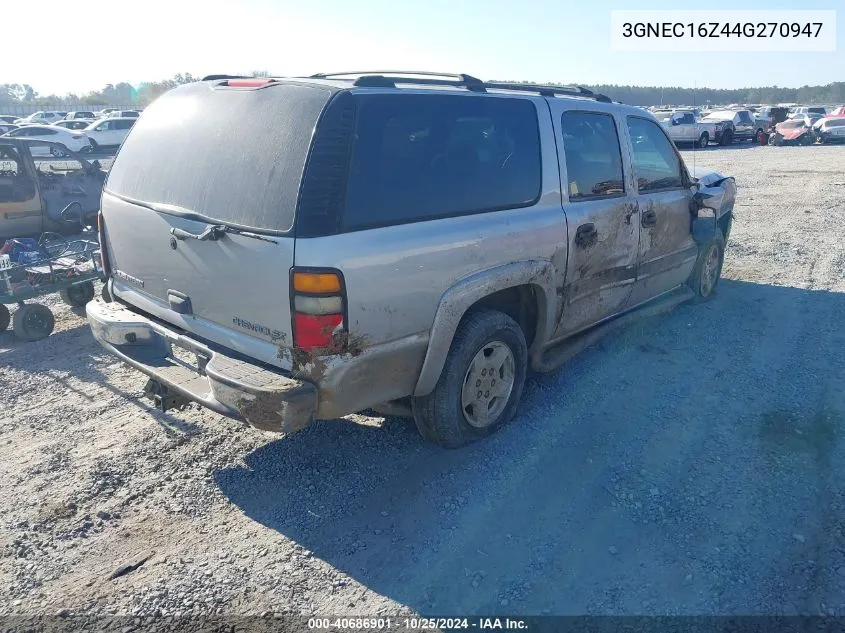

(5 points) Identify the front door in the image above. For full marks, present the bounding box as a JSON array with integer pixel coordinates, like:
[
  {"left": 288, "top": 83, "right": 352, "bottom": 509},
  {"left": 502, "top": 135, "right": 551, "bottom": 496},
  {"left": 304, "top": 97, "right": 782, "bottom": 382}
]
[
  {"left": 624, "top": 116, "right": 699, "bottom": 307},
  {"left": 550, "top": 107, "right": 640, "bottom": 338}
]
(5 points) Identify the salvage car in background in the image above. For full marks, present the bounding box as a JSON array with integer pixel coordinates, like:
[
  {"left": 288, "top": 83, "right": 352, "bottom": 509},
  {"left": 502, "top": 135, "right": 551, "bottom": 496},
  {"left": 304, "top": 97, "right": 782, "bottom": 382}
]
[
  {"left": 769, "top": 119, "right": 814, "bottom": 146},
  {"left": 64, "top": 111, "right": 96, "bottom": 121},
  {"left": 105, "top": 110, "right": 141, "bottom": 119},
  {"left": 702, "top": 110, "right": 757, "bottom": 144},
  {"left": 755, "top": 106, "right": 788, "bottom": 132},
  {"left": 54, "top": 120, "right": 92, "bottom": 131},
  {"left": 82, "top": 117, "right": 137, "bottom": 150},
  {"left": 653, "top": 109, "right": 717, "bottom": 148},
  {"left": 0, "top": 139, "right": 106, "bottom": 240},
  {"left": 13, "top": 111, "right": 64, "bottom": 125},
  {"left": 2, "top": 125, "right": 93, "bottom": 156},
  {"left": 0, "top": 115, "right": 17, "bottom": 125},
  {"left": 813, "top": 117, "right": 845, "bottom": 144}
]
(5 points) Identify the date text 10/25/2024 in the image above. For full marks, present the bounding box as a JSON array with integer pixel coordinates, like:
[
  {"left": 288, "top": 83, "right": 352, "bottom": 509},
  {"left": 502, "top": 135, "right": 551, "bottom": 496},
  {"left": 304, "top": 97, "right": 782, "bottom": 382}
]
[{"left": 308, "top": 617, "right": 528, "bottom": 630}]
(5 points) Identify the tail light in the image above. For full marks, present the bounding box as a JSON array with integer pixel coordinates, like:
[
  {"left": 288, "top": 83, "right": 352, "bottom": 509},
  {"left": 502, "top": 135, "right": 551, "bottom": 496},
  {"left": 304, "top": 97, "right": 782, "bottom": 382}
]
[{"left": 291, "top": 269, "right": 345, "bottom": 352}]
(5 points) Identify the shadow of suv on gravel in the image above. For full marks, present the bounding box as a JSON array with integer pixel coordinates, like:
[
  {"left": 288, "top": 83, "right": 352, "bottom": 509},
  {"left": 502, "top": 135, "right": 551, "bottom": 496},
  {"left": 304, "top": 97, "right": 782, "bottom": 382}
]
[{"left": 86, "top": 72, "right": 736, "bottom": 448}]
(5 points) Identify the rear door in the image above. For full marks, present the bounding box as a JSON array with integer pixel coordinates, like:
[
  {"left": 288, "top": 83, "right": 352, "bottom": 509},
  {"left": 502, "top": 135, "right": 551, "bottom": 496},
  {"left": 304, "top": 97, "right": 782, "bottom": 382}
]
[
  {"left": 624, "top": 116, "right": 698, "bottom": 307},
  {"left": 549, "top": 105, "right": 640, "bottom": 337},
  {"left": 0, "top": 142, "right": 42, "bottom": 238},
  {"left": 102, "top": 80, "right": 334, "bottom": 370}
]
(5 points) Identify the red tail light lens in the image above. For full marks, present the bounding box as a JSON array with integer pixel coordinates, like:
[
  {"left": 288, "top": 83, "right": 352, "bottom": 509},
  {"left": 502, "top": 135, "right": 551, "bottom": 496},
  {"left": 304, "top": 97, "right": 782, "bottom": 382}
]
[
  {"left": 293, "top": 313, "right": 344, "bottom": 350},
  {"left": 291, "top": 269, "right": 345, "bottom": 352}
]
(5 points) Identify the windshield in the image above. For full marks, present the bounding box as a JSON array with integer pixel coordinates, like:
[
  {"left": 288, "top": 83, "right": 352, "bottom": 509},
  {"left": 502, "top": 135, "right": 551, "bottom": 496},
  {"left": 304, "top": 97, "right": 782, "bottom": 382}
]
[{"left": 780, "top": 120, "right": 805, "bottom": 129}]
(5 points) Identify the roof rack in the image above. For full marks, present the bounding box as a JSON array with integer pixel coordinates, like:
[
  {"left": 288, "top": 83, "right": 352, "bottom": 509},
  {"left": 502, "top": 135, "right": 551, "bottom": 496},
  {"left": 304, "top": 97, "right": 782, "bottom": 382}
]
[
  {"left": 201, "top": 74, "right": 252, "bottom": 81},
  {"left": 306, "top": 71, "right": 612, "bottom": 103}
]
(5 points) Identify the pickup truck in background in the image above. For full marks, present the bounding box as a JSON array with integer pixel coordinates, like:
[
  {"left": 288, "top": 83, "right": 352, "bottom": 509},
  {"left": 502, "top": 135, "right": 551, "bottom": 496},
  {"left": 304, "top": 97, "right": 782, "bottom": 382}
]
[{"left": 653, "top": 109, "right": 718, "bottom": 148}]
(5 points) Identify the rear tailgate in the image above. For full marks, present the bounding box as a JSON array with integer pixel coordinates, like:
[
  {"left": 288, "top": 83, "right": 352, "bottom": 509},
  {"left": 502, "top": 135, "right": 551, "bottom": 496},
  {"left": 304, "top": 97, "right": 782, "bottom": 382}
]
[{"left": 101, "top": 80, "right": 335, "bottom": 370}]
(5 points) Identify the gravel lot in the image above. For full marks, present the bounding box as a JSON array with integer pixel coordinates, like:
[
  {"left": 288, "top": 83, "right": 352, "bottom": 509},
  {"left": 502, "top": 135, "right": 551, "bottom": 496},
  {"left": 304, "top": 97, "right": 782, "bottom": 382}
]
[{"left": 2, "top": 144, "right": 845, "bottom": 620}]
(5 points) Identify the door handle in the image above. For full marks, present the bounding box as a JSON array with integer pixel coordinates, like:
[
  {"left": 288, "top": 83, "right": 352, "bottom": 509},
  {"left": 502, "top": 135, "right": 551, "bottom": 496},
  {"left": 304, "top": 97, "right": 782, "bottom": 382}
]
[
  {"left": 641, "top": 209, "right": 658, "bottom": 228},
  {"left": 575, "top": 223, "right": 597, "bottom": 248}
]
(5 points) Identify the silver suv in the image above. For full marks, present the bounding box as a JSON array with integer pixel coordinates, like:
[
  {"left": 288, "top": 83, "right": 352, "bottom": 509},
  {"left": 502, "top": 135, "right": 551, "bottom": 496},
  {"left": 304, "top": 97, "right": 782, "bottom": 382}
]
[{"left": 87, "top": 72, "right": 737, "bottom": 448}]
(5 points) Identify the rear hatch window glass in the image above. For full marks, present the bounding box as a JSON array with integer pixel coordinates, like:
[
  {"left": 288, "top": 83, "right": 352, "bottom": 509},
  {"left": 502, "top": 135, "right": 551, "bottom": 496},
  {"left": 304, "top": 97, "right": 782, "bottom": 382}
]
[{"left": 105, "top": 82, "right": 332, "bottom": 233}]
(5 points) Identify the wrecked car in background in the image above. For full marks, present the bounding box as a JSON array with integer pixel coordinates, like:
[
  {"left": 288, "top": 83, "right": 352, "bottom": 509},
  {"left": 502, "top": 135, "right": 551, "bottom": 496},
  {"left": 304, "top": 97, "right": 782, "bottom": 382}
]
[
  {"left": 87, "top": 72, "right": 737, "bottom": 448},
  {"left": 813, "top": 117, "right": 845, "bottom": 144},
  {"left": 769, "top": 119, "right": 815, "bottom": 146},
  {"left": 0, "top": 139, "right": 106, "bottom": 240}
]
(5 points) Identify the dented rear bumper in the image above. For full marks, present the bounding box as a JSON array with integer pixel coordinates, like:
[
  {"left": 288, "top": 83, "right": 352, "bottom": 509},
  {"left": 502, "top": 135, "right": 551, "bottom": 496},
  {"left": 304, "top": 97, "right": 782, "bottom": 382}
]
[{"left": 86, "top": 297, "right": 317, "bottom": 434}]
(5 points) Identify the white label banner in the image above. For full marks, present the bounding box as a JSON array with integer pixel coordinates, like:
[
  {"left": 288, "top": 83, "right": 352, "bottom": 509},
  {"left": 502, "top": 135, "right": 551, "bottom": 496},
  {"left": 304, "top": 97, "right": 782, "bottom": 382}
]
[{"left": 611, "top": 10, "right": 837, "bottom": 52}]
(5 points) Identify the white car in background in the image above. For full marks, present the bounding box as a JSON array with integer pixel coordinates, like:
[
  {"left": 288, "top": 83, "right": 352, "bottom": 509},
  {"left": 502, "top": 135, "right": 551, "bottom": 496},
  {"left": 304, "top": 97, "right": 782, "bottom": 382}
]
[
  {"left": 13, "top": 111, "right": 65, "bottom": 125},
  {"left": 106, "top": 110, "right": 141, "bottom": 119},
  {"left": 653, "top": 109, "right": 718, "bottom": 148},
  {"left": 83, "top": 117, "right": 137, "bottom": 150},
  {"left": 813, "top": 117, "right": 845, "bottom": 144},
  {"left": 2, "top": 125, "right": 93, "bottom": 156}
]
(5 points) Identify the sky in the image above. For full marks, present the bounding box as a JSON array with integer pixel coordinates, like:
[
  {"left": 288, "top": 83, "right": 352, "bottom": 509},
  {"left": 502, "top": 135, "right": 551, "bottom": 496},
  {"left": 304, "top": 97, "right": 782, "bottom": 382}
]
[{"left": 5, "top": 0, "right": 842, "bottom": 96}]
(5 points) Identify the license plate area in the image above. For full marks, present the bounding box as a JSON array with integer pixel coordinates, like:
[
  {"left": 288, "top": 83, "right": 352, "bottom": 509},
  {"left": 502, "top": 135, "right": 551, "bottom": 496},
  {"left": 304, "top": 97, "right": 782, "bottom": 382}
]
[{"left": 168, "top": 343, "right": 209, "bottom": 375}]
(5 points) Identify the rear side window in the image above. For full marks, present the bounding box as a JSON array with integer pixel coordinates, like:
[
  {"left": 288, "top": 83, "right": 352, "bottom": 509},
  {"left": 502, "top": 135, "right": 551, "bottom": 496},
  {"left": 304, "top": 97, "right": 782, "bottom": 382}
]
[
  {"left": 343, "top": 94, "right": 541, "bottom": 229},
  {"left": 561, "top": 111, "right": 624, "bottom": 200},
  {"left": 626, "top": 117, "right": 684, "bottom": 192},
  {"left": 106, "top": 82, "right": 332, "bottom": 233}
]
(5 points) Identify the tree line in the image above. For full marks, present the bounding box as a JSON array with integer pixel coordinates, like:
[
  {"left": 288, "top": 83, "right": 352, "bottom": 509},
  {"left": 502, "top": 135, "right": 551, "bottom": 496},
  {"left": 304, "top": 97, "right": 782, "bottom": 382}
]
[{"left": 2, "top": 74, "right": 843, "bottom": 107}]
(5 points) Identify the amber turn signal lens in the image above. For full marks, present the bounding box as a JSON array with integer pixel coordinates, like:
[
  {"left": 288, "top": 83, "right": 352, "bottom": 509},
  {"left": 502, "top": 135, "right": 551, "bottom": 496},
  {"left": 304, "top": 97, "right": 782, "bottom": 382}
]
[{"left": 292, "top": 272, "right": 342, "bottom": 294}]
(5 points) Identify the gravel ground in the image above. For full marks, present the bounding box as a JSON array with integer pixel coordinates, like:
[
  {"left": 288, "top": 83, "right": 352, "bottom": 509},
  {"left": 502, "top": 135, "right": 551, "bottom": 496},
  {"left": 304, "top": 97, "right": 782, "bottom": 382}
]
[{"left": 2, "top": 144, "right": 845, "bottom": 621}]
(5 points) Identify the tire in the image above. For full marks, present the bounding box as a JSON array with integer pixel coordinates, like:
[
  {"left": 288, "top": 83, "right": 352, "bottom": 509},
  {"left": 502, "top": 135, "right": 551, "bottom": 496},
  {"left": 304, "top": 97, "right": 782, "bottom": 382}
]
[
  {"left": 49, "top": 146, "right": 67, "bottom": 157},
  {"left": 12, "top": 303, "right": 55, "bottom": 341},
  {"left": 0, "top": 304, "right": 9, "bottom": 332},
  {"left": 88, "top": 139, "right": 99, "bottom": 152},
  {"left": 697, "top": 132, "right": 709, "bottom": 149},
  {"left": 60, "top": 281, "right": 95, "bottom": 308},
  {"left": 412, "top": 310, "right": 528, "bottom": 448},
  {"left": 688, "top": 231, "right": 725, "bottom": 302},
  {"left": 720, "top": 129, "right": 733, "bottom": 146}
]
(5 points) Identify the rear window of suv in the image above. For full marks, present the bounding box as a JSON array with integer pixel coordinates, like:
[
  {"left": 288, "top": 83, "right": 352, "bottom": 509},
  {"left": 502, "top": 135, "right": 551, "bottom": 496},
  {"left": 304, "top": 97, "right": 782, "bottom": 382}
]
[
  {"left": 105, "top": 82, "right": 332, "bottom": 233},
  {"left": 343, "top": 94, "right": 541, "bottom": 230}
]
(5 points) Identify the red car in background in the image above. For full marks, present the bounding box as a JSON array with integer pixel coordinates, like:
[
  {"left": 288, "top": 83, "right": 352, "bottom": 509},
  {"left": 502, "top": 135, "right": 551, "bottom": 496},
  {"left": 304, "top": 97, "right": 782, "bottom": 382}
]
[
  {"left": 769, "top": 119, "right": 814, "bottom": 146},
  {"left": 829, "top": 106, "right": 845, "bottom": 117}
]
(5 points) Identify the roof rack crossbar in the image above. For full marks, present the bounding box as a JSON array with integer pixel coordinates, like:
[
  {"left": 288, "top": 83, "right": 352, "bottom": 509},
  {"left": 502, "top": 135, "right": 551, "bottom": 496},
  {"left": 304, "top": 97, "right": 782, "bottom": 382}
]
[
  {"left": 309, "top": 70, "right": 484, "bottom": 84},
  {"left": 307, "top": 71, "right": 612, "bottom": 102}
]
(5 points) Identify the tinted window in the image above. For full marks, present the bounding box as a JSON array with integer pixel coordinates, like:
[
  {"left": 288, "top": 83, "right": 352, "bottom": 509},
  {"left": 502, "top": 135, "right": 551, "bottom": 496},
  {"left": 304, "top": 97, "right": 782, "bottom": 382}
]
[
  {"left": 344, "top": 94, "right": 541, "bottom": 229},
  {"left": 738, "top": 112, "right": 754, "bottom": 124},
  {"left": 626, "top": 117, "right": 684, "bottom": 192},
  {"left": 561, "top": 111, "right": 624, "bottom": 200},
  {"left": 677, "top": 112, "right": 694, "bottom": 124},
  {"left": 107, "top": 82, "right": 331, "bottom": 232}
]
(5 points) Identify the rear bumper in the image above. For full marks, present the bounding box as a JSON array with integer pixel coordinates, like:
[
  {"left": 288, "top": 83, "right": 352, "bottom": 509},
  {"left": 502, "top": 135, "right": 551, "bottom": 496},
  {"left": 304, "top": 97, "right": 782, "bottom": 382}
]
[{"left": 86, "top": 297, "right": 317, "bottom": 434}]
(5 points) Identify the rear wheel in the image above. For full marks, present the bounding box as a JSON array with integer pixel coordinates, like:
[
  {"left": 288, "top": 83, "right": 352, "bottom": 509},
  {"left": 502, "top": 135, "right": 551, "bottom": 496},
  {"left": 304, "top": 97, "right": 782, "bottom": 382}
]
[
  {"left": 12, "top": 303, "right": 55, "bottom": 341},
  {"left": 720, "top": 129, "right": 733, "bottom": 146},
  {"left": 88, "top": 139, "right": 99, "bottom": 152},
  {"left": 0, "top": 304, "right": 9, "bottom": 332},
  {"left": 412, "top": 310, "right": 528, "bottom": 448},
  {"left": 49, "top": 146, "right": 67, "bottom": 157},
  {"left": 697, "top": 132, "right": 709, "bottom": 149},
  {"left": 60, "top": 281, "right": 95, "bottom": 308}
]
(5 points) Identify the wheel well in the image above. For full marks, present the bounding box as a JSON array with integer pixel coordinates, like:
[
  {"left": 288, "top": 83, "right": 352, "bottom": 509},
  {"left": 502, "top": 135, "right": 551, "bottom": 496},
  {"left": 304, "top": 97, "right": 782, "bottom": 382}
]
[{"left": 463, "top": 285, "right": 539, "bottom": 348}]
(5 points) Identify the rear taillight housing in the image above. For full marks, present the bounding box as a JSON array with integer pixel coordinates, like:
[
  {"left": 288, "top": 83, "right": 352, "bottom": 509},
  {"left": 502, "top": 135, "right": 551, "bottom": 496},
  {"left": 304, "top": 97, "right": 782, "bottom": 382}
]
[{"left": 291, "top": 269, "right": 345, "bottom": 352}]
